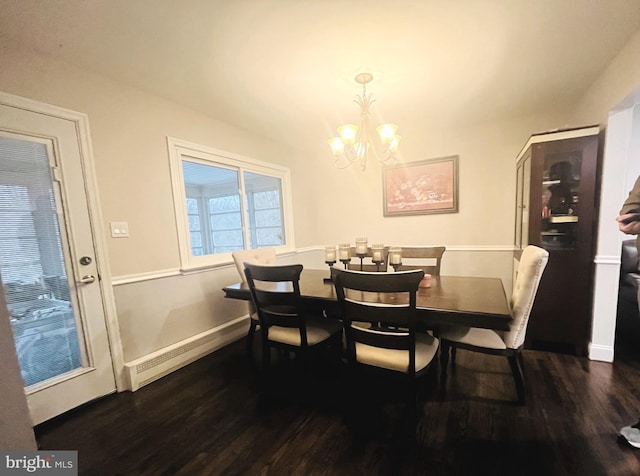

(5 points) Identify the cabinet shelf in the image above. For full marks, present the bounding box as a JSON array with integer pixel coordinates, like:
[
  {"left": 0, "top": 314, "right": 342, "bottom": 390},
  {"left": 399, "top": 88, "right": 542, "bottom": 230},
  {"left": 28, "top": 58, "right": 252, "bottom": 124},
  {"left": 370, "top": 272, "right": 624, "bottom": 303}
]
[{"left": 548, "top": 215, "right": 578, "bottom": 223}]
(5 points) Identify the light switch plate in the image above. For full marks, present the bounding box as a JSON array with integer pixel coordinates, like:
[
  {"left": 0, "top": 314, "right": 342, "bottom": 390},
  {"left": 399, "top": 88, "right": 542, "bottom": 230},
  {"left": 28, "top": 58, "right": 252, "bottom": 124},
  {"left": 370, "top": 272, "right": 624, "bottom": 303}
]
[{"left": 110, "top": 221, "right": 129, "bottom": 238}]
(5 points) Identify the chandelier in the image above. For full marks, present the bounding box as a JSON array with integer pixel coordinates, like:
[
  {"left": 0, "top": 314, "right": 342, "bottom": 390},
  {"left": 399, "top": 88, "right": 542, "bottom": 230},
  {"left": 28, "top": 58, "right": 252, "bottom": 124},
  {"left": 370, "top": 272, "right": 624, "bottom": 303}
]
[{"left": 328, "top": 73, "right": 401, "bottom": 171}]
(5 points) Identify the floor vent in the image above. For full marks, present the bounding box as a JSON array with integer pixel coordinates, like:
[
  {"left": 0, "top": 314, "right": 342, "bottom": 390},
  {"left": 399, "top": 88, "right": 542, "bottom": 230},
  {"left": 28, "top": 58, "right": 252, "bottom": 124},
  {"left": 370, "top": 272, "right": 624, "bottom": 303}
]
[{"left": 124, "top": 316, "right": 247, "bottom": 391}]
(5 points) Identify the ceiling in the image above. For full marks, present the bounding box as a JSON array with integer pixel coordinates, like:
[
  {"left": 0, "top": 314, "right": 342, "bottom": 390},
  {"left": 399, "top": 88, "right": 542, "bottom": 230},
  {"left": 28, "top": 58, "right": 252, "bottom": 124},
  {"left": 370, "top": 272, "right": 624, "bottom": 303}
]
[{"left": 1, "top": 1, "right": 639, "bottom": 153}]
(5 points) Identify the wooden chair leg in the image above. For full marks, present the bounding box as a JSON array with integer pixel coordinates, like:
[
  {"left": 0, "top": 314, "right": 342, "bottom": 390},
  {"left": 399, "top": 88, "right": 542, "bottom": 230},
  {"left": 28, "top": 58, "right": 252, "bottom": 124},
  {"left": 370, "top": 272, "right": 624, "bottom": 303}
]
[
  {"left": 246, "top": 319, "right": 258, "bottom": 359},
  {"left": 508, "top": 353, "right": 525, "bottom": 405}
]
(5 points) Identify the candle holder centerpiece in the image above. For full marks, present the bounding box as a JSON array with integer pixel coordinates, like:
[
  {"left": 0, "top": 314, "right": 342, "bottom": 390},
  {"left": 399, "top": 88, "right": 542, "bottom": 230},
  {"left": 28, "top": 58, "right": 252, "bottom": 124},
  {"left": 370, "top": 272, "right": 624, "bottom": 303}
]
[
  {"left": 355, "top": 237, "right": 368, "bottom": 271},
  {"left": 389, "top": 247, "right": 403, "bottom": 272},
  {"left": 338, "top": 243, "right": 351, "bottom": 269},
  {"left": 371, "top": 243, "right": 385, "bottom": 272},
  {"left": 323, "top": 245, "right": 337, "bottom": 283}
]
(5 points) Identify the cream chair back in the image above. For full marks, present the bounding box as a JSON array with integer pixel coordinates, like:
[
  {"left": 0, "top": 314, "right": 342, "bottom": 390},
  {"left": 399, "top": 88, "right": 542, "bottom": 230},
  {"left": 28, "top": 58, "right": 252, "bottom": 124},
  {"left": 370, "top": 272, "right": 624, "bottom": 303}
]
[
  {"left": 504, "top": 245, "right": 549, "bottom": 349},
  {"left": 232, "top": 248, "right": 277, "bottom": 283}
]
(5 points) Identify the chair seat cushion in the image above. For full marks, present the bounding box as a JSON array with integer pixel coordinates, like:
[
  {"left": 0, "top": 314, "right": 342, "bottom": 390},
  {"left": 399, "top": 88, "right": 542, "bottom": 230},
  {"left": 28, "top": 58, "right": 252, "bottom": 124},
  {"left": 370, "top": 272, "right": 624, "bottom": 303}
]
[
  {"left": 355, "top": 333, "right": 439, "bottom": 373},
  {"left": 268, "top": 317, "right": 342, "bottom": 346},
  {"left": 439, "top": 326, "right": 506, "bottom": 350}
]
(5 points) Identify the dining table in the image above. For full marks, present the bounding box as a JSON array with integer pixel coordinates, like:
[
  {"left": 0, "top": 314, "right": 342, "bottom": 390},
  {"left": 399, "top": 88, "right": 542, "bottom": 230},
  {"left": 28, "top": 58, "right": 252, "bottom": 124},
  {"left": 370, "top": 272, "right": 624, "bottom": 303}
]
[{"left": 222, "top": 268, "right": 512, "bottom": 331}]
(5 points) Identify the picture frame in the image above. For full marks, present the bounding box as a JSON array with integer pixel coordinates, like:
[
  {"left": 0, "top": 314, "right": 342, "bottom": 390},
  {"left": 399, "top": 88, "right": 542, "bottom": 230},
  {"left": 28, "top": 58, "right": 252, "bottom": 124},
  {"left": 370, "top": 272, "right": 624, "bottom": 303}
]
[{"left": 382, "top": 155, "right": 459, "bottom": 216}]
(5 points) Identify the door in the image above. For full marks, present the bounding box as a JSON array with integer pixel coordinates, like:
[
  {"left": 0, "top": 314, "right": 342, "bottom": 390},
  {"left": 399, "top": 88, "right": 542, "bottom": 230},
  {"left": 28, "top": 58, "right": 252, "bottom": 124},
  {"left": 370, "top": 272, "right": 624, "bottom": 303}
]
[{"left": 0, "top": 98, "right": 116, "bottom": 425}]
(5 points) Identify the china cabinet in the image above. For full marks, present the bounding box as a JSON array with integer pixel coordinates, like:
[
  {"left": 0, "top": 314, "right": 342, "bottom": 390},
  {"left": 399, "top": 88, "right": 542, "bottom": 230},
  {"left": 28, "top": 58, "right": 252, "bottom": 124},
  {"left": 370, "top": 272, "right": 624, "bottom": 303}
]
[{"left": 514, "top": 126, "right": 600, "bottom": 355}]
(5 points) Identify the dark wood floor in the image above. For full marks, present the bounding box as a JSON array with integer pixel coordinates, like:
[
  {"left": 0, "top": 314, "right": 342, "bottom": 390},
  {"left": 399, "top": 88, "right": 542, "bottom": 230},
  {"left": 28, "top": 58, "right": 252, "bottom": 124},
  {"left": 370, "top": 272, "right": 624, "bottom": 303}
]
[{"left": 36, "top": 333, "right": 640, "bottom": 476}]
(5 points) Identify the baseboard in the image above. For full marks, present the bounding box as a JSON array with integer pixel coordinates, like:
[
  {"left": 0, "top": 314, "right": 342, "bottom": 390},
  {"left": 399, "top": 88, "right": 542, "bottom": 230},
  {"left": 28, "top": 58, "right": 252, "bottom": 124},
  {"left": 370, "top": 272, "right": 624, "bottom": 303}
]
[
  {"left": 124, "top": 316, "right": 248, "bottom": 391},
  {"left": 588, "top": 343, "right": 614, "bottom": 363}
]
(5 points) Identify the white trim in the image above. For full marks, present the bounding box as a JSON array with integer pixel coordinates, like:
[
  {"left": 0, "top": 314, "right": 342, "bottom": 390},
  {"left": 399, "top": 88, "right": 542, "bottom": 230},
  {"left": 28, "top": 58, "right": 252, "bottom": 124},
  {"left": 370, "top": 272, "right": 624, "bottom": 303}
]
[
  {"left": 110, "top": 245, "right": 517, "bottom": 285},
  {"left": 124, "top": 316, "right": 248, "bottom": 391},
  {"left": 588, "top": 342, "right": 614, "bottom": 363},
  {"left": 594, "top": 255, "right": 622, "bottom": 265},
  {"left": 0, "top": 91, "right": 126, "bottom": 391},
  {"left": 515, "top": 126, "right": 600, "bottom": 163},
  {"left": 111, "top": 268, "right": 182, "bottom": 286},
  {"left": 301, "top": 244, "right": 515, "bottom": 252}
]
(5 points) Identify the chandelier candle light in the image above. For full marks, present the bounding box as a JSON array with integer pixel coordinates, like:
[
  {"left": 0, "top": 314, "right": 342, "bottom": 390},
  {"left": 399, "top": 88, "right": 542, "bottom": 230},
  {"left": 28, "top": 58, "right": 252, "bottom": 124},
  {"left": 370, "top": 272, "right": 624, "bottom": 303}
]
[{"left": 328, "top": 73, "right": 401, "bottom": 171}]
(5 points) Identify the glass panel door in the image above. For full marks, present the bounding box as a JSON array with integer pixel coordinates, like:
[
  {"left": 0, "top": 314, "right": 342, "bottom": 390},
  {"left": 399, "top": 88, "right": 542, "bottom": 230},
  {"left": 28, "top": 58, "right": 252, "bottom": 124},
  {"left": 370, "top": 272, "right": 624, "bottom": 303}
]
[
  {"left": 0, "top": 136, "right": 84, "bottom": 386},
  {"left": 540, "top": 151, "right": 581, "bottom": 250},
  {"left": 1, "top": 97, "right": 115, "bottom": 425}
]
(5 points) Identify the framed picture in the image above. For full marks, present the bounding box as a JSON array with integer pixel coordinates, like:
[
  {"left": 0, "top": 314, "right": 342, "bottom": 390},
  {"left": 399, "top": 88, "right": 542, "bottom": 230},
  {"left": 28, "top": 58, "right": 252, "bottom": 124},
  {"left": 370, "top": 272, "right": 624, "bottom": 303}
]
[{"left": 383, "top": 155, "right": 459, "bottom": 216}]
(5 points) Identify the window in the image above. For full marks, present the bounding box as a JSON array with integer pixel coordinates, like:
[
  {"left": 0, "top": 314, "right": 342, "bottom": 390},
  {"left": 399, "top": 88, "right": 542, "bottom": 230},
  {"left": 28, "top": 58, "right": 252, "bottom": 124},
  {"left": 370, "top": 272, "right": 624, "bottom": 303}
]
[{"left": 168, "top": 138, "right": 293, "bottom": 269}]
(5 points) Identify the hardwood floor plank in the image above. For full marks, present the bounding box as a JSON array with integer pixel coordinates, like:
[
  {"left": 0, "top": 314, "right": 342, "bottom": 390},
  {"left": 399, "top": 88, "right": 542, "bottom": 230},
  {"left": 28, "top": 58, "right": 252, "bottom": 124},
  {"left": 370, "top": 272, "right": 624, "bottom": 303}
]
[{"left": 35, "top": 337, "right": 640, "bottom": 475}]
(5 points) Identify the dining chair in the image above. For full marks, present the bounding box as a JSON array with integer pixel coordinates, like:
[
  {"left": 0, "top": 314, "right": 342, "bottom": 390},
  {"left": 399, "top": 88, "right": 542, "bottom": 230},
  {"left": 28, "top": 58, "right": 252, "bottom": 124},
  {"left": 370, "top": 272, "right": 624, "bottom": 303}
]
[
  {"left": 438, "top": 245, "right": 549, "bottom": 404},
  {"left": 347, "top": 246, "right": 389, "bottom": 272},
  {"left": 244, "top": 263, "right": 343, "bottom": 372},
  {"left": 232, "top": 247, "right": 276, "bottom": 360},
  {"left": 331, "top": 267, "right": 440, "bottom": 427},
  {"left": 394, "top": 246, "right": 446, "bottom": 275}
]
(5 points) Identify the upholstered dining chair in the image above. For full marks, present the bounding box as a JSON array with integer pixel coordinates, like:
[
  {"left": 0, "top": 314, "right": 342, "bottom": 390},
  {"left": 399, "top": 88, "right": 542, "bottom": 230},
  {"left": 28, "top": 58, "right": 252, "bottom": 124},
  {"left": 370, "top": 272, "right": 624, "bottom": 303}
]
[
  {"left": 244, "top": 263, "right": 343, "bottom": 371},
  {"left": 232, "top": 247, "right": 276, "bottom": 360},
  {"left": 347, "top": 246, "right": 389, "bottom": 272},
  {"left": 331, "top": 267, "right": 440, "bottom": 422},
  {"left": 438, "top": 245, "right": 549, "bottom": 404},
  {"left": 394, "top": 246, "right": 446, "bottom": 275}
]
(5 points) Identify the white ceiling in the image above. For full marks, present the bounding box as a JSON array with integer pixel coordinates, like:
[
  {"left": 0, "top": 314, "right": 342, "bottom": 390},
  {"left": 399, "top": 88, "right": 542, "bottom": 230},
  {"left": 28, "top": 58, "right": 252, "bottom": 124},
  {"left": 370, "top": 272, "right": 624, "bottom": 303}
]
[{"left": 1, "top": 0, "right": 639, "bottom": 152}]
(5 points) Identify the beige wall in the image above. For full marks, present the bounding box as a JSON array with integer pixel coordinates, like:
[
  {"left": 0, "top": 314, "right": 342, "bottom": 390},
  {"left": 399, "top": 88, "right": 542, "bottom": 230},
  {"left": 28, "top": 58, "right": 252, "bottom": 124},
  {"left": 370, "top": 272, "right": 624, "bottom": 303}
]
[
  {"left": 290, "top": 113, "right": 567, "bottom": 250},
  {"left": 570, "top": 29, "right": 640, "bottom": 125}
]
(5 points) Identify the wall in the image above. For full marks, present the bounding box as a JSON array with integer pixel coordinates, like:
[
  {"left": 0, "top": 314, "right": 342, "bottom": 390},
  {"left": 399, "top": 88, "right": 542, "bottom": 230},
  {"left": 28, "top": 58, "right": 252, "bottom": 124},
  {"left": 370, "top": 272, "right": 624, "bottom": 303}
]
[
  {"left": 292, "top": 114, "right": 566, "bottom": 246},
  {"left": 569, "top": 28, "right": 640, "bottom": 361}
]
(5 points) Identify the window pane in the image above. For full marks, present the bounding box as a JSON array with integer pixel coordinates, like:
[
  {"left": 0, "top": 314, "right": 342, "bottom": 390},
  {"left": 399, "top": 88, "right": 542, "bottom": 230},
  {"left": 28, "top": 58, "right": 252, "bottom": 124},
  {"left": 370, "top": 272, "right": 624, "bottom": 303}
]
[
  {"left": 256, "top": 227, "right": 283, "bottom": 246},
  {"left": 190, "top": 232, "right": 202, "bottom": 248},
  {"left": 182, "top": 161, "right": 244, "bottom": 255},
  {"left": 188, "top": 215, "right": 201, "bottom": 231},
  {"left": 0, "top": 136, "right": 82, "bottom": 386},
  {"left": 186, "top": 198, "right": 199, "bottom": 214},
  {"left": 254, "top": 209, "right": 282, "bottom": 227},
  {"left": 211, "top": 211, "right": 242, "bottom": 230},
  {"left": 253, "top": 189, "right": 281, "bottom": 209},
  {"left": 244, "top": 172, "right": 284, "bottom": 249},
  {"left": 212, "top": 230, "right": 244, "bottom": 248},
  {"left": 209, "top": 195, "right": 240, "bottom": 212}
]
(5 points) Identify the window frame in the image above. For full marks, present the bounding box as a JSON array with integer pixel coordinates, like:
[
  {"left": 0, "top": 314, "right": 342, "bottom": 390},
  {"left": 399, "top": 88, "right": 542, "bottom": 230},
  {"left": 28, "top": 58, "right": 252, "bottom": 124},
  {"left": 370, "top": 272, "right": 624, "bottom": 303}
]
[{"left": 167, "top": 137, "right": 294, "bottom": 270}]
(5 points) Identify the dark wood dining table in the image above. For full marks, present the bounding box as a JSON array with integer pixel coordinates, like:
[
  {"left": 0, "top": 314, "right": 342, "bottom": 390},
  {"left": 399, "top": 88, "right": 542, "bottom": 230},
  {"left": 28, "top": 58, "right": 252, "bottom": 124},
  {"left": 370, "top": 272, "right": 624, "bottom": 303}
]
[{"left": 222, "top": 268, "right": 512, "bottom": 331}]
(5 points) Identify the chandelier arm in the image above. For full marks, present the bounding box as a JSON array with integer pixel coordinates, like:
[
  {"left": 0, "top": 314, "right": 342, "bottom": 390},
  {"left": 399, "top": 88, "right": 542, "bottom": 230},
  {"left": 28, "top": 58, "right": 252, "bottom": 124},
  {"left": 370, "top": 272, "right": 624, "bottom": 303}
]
[{"left": 329, "top": 72, "right": 400, "bottom": 171}]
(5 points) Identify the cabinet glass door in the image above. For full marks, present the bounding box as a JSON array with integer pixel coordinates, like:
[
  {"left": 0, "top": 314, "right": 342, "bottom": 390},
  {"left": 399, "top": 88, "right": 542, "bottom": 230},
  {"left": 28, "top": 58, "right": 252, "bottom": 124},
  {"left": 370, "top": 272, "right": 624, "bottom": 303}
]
[{"left": 540, "top": 150, "right": 581, "bottom": 250}]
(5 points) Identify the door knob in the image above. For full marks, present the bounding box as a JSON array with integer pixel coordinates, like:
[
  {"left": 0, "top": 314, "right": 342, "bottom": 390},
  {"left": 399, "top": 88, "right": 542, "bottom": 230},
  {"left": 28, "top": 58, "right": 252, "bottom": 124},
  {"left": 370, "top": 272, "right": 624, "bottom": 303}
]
[{"left": 77, "top": 275, "right": 96, "bottom": 284}]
